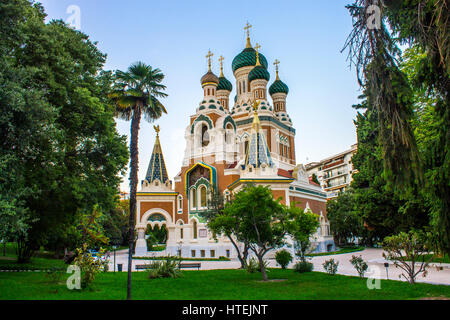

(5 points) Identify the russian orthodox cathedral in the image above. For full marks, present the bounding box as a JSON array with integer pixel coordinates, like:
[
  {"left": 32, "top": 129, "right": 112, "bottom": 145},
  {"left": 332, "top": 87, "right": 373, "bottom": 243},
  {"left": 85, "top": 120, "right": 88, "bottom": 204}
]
[{"left": 135, "top": 24, "right": 335, "bottom": 257}]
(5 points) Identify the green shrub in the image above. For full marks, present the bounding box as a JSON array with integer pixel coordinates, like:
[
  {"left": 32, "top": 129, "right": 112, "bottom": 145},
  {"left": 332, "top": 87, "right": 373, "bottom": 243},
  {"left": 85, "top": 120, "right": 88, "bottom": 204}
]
[
  {"left": 323, "top": 258, "right": 339, "bottom": 275},
  {"left": 246, "top": 258, "right": 259, "bottom": 273},
  {"left": 349, "top": 255, "right": 368, "bottom": 278},
  {"left": 73, "top": 244, "right": 108, "bottom": 289},
  {"left": 275, "top": 249, "right": 293, "bottom": 269},
  {"left": 294, "top": 261, "right": 313, "bottom": 273},
  {"left": 147, "top": 257, "right": 182, "bottom": 279}
]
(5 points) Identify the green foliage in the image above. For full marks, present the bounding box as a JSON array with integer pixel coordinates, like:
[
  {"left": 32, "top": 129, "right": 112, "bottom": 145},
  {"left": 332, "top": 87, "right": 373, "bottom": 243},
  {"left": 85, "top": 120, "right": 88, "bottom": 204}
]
[
  {"left": 286, "top": 205, "right": 319, "bottom": 262},
  {"left": 382, "top": 230, "right": 433, "bottom": 284},
  {"left": 245, "top": 257, "right": 259, "bottom": 274},
  {"left": 294, "top": 261, "right": 313, "bottom": 273},
  {"left": 326, "top": 190, "right": 363, "bottom": 246},
  {"left": 344, "top": 0, "right": 450, "bottom": 255},
  {"left": 222, "top": 184, "right": 287, "bottom": 280},
  {"left": 322, "top": 259, "right": 339, "bottom": 275},
  {"left": 275, "top": 249, "right": 293, "bottom": 269},
  {"left": 0, "top": 0, "right": 128, "bottom": 262},
  {"left": 73, "top": 243, "right": 108, "bottom": 289},
  {"left": 147, "top": 257, "right": 181, "bottom": 279},
  {"left": 349, "top": 255, "right": 368, "bottom": 278},
  {"left": 205, "top": 188, "right": 250, "bottom": 269},
  {"left": 245, "top": 257, "right": 269, "bottom": 274}
]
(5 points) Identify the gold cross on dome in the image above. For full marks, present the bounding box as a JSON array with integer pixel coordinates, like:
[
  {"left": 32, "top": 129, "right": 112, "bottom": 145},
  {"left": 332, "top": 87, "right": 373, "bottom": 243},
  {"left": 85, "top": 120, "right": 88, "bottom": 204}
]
[
  {"left": 254, "top": 43, "right": 261, "bottom": 53},
  {"left": 274, "top": 59, "right": 280, "bottom": 70},
  {"left": 206, "top": 50, "right": 213, "bottom": 71},
  {"left": 252, "top": 100, "right": 261, "bottom": 111},
  {"left": 154, "top": 125, "right": 160, "bottom": 136},
  {"left": 219, "top": 55, "right": 225, "bottom": 76},
  {"left": 244, "top": 22, "right": 252, "bottom": 37}
]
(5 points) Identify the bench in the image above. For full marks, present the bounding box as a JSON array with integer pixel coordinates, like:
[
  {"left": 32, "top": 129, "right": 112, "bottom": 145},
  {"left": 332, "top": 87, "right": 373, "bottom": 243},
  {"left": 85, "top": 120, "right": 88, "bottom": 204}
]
[
  {"left": 135, "top": 264, "right": 153, "bottom": 270},
  {"left": 135, "top": 263, "right": 201, "bottom": 271},
  {"left": 180, "top": 263, "right": 201, "bottom": 270}
]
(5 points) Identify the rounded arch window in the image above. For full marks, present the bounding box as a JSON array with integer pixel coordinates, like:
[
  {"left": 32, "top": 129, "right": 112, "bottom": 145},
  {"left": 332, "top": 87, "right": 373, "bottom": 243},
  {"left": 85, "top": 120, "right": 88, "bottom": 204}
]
[
  {"left": 199, "top": 185, "right": 207, "bottom": 208},
  {"left": 190, "top": 188, "right": 197, "bottom": 210},
  {"left": 192, "top": 220, "right": 198, "bottom": 239},
  {"left": 201, "top": 124, "right": 209, "bottom": 147}
]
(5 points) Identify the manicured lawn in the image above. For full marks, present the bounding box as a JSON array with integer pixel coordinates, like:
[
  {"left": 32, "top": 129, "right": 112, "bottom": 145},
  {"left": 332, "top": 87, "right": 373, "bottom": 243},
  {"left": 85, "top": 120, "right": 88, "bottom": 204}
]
[
  {"left": 0, "top": 243, "right": 65, "bottom": 270},
  {"left": 306, "top": 246, "right": 365, "bottom": 257},
  {"left": 0, "top": 269, "right": 448, "bottom": 300}
]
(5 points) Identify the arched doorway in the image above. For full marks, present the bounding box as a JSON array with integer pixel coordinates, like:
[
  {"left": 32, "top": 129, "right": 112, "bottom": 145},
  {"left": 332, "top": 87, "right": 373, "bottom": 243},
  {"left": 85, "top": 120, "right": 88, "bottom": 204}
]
[{"left": 145, "top": 213, "right": 168, "bottom": 251}]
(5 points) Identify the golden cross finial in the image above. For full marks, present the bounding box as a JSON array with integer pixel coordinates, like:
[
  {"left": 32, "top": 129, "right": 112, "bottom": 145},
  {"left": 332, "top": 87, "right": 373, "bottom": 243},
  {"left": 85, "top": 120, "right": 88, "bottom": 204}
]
[
  {"left": 206, "top": 50, "right": 213, "bottom": 72},
  {"left": 274, "top": 59, "right": 280, "bottom": 80},
  {"left": 252, "top": 100, "right": 261, "bottom": 112},
  {"left": 244, "top": 22, "right": 252, "bottom": 48},
  {"left": 244, "top": 22, "right": 252, "bottom": 37},
  {"left": 219, "top": 55, "right": 224, "bottom": 77},
  {"left": 154, "top": 125, "right": 160, "bottom": 137},
  {"left": 254, "top": 43, "right": 261, "bottom": 66}
]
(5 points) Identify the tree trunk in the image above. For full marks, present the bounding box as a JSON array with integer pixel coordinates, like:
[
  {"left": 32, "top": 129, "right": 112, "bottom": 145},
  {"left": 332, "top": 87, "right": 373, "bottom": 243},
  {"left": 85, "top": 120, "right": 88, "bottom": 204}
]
[
  {"left": 227, "top": 235, "right": 247, "bottom": 269},
  {"left": 257, "top": 253, "right": 268, "bottom": 281},
  {"left": 127, "top": 105, "right": 142, "bottom": 300}
]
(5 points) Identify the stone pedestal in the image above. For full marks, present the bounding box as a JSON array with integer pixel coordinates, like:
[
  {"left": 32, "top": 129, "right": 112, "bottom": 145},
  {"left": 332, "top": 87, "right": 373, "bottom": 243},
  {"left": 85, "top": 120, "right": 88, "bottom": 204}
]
[{"left": 135, "top": 227, "right": 147, "bottom": 256}]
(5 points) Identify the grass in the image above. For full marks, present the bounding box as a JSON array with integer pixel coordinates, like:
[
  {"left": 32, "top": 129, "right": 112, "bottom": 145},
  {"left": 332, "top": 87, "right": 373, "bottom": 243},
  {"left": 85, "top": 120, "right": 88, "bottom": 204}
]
[
  {"left": 0, "top": 243, "right": 65, "bottom": 270},
  {"left": 306, "top": 246, "right": 365, "bottom": 257},
  {"left": 0, "top": 268, "right": 449, "bottom": 300}
]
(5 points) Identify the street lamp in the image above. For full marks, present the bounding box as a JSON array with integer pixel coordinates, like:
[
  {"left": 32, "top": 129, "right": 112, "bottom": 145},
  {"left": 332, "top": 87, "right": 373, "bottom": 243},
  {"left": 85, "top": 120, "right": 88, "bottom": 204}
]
[{"left": 112, "top": 245, "right": 118, "bottom": 273}]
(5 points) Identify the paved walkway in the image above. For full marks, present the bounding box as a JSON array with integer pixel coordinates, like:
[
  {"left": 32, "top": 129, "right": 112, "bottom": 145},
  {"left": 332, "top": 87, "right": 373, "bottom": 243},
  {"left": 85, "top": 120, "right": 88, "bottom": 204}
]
[{"left": 107, "top": 248, "right": 450, "bottom": 286}]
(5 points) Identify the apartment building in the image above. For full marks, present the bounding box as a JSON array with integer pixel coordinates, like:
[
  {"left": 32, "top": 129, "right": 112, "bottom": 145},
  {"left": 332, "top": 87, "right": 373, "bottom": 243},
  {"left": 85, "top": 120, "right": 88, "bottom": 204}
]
[{"left": 305, "top": 144, "right": 358, "bottom": 200}]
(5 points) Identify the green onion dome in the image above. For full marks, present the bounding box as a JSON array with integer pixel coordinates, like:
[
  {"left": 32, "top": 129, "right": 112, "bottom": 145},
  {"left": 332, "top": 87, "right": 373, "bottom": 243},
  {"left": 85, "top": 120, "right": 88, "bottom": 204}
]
[
  {"left": 217, "top": 76, "right": 233, "bottom": 91},
  {"left": 201, "top": 71, "right": 219, "bottom": 86},
  {"left": 269, "top": 79, "right": 289, "bottom": 96},
  {"left": 232, "top": 48, "right": 268, "bottom": 73},
  {"left": 248, "top": 65, "right": 270, "bottom": 83}
]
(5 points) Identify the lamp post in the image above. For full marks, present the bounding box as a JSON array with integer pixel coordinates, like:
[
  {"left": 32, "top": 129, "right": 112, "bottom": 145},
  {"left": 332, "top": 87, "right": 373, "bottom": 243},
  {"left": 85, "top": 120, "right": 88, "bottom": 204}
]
[
  {"left": 112, "top": 245, "right": 118, "bottom": 273},
  {"left": 384, "top": 262, "right": 389, "bottom": 280}
]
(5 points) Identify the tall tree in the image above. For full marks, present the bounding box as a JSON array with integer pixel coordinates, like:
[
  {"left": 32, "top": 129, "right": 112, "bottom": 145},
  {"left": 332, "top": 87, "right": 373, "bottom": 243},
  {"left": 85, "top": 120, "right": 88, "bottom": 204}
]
[
  {"left": 343, "top": 0, "right": 449, "bottom": 254},
  {"left": 0, "top": 0, "right": 128, "bottom": 262},
  {"left": 111, "top": 62, "right": 168, "bottom": 300},
  {"left": 202, "top": 189, "right": 250, "bottom": 269},
  {"left": 222, "top": 185, "right": 288, "bottom": 281}
]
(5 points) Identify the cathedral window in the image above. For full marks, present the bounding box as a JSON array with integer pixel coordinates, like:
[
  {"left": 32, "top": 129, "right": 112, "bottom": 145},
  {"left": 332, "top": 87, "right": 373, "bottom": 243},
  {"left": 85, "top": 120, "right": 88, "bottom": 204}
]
[
  {"left": 239, "top": 82, "right": 242, "bottom": 95},
  {"left": 190, "top": 188, "right": 197, "bottom": 210},
  {"left": 210, "top": 250, "right": 215, "bottom": 258},
  {"left": 243, "top": 81, "right": 246, "bottom": 93},
  {"left": 201, "top": 124, "right": 209, "bottom": 147},
  {"left": 200, "top": 250, "right": 206, "bottom": 258},
  {"left": 199, "top": 185, "right": 207, "bottom": 208},
  {"left": 193, "top": 220, "right": 198, "bottom": 239},
  {"left": 191, "top": 250, "right": 196, "bottom": 257}
]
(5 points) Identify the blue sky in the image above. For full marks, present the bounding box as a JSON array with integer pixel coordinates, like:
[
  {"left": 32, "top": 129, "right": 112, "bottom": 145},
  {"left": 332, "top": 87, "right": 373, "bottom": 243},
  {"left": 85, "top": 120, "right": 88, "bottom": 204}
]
[{"left": 38, "top": 0, "right": 362, "bottom": 191}]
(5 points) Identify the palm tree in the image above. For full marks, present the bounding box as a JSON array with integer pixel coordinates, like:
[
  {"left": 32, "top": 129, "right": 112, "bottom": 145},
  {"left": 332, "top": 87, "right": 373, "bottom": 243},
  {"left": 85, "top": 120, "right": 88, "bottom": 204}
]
[{"left": 110, "top": 62, "right": 167, "bottom": 300}]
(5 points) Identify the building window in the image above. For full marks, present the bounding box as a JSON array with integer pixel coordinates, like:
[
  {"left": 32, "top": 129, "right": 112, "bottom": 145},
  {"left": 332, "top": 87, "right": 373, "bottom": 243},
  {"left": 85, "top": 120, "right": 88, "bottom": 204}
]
[
  {"left": 199, "top": 185, "right": 207, "bottom": 208},
  {"left": 190, "top": 188, "right": 197, "bottom": 210},
  {"left": 178, "top": 195, "right": 183, "bottom": 213},
  {"left": 226, "top": 250, "right": 230, "bottom": 258},
  {"left": 210, "top": 250, "right": 215, "bottom": 258},
  {"left": 200, "top": 250, "right": 206, "bottom": 258},
  {"left": 193, "top": 220, "right": 198, "bottom": 239},
  {"left": 191, "top": 250, "right": 196, "bottom": 257},
  {"left": 180, "top": 227, "right": 184, "bottom": 239},
  {"left": 201, "top": 124, "right": 209, "bottom": 147}
]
